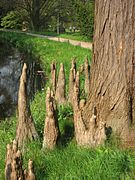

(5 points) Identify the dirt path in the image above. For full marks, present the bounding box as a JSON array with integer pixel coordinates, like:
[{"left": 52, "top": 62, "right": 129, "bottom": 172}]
[
  {"left": 0, "top": 29, "right": 92, "bottom": 50},
  {"left": 25, "top": 32, "right": 92, "bottom": 50}
]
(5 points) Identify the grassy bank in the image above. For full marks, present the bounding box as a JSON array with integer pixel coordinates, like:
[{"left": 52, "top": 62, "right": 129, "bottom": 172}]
[
  {"left": 0, "top": 31, "right": 135, "bottom": 179},
  {"left": 0, "top": 31, "right": 91, "bottom": 79}
]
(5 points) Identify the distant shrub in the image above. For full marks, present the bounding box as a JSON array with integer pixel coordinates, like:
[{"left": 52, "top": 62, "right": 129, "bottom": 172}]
[{"left": 1, "top": 11, "right": 25, "bottom": 29}]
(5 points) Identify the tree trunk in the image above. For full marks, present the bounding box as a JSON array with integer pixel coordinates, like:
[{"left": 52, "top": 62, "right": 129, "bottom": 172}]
[
  {"left": 29, "top": 0, "right": 40, "bottom": 31},
  {"left": 83, "top": 0, "right": 135, "bottom": 143}
]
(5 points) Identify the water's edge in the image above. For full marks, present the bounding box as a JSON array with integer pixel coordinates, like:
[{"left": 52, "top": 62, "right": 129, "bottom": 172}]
[{"left": 0, "top": 42, "right": 45, "bottom": 119}]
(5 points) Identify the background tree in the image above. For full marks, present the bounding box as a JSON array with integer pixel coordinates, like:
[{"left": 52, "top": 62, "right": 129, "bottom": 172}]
[
  {"left": 0, "top": 0, "right": 56, "bottom": 31},
  {"left": 49, "top": 0, "right": 75, "bottom": 34},
  {"left": 83, "top": 0, "right": 135, "bottom": 144},
  {"left": 0, "top": 0, "right": 95, "bottom": 35},
  {"left": 15, "top": 0, "right": 56, "bottom": 31},
  {"left": 50, "top": 0, "right": 67, "bottom": 34},
  {"left": 72, "top": 0, "right": 95, "bottom": 38}
]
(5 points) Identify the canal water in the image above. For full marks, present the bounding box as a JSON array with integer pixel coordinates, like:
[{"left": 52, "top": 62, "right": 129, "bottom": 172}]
[{"left": 0, "top": 43, "right": 45, "bottom": 119}]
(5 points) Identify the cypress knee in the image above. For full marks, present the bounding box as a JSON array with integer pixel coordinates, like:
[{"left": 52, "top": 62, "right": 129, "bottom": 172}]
[
  {"left": 43, "top": 87, "right": 60, "bottom": 149},
  {"left": 5, "top": 140, "right": 36, "bottom": 180},
  {"left": 55, "top": 63, "right": 66, "bottom": 104},
  {"left": 51, "top": 62, "right": 57, "bottom": 92},
  {"left": 16, "top": 63, "right": 38, "bottom": 148}
]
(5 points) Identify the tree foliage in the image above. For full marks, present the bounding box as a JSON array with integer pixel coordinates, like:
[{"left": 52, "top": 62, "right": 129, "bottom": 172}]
[
  {"left": 14, "top": 0, "right": 57, "bottom": 31},
  {"left": 0, "top": 0, "right": 16, "bottom": 25},
  {"left": 1, "top": 11, "right": 26, "bottom": 29}
]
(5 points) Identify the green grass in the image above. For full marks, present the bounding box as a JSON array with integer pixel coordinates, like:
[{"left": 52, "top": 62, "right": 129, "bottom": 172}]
[
  {"left": 1, "top": 117, "right": 135, "bottom": 179},
  {"left": 0, "top": 30, "right": 135, "bottom": 179},
  {"left": 23, "top": 143, "right": 135, "bottom": 180}
]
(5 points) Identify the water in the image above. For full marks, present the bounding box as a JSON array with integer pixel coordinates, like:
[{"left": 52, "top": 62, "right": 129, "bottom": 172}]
[{"left": 0, "top": 43, "right": 45, "bottom": 119}]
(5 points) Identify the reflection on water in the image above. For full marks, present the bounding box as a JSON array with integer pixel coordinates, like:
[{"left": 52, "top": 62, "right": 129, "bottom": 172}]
[{"left": 0, "top": 43, "right": 45, "bottom": 119}]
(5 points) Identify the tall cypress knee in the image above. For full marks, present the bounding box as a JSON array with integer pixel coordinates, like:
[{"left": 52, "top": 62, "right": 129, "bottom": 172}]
[
  {"left": 16, "top": 63, "right": 38, "bottom": 148},
  {"left": 68, "top": 60, "right": 76, "bottom": 104},
  {"left": 55, "top": 63, "right": 66, "bottom": 104},
  {"left": 43, "top": 87, "right": 60, "bottom": 149},
  {"left": 51, "top": 62, "right": 57, "bottom": 92}
]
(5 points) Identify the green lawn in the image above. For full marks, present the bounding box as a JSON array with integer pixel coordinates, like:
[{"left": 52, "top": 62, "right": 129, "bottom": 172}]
[
  {"left": 0, "top": 31, "right": 135, "bottom": 179},
  {"left": 1, "top": 117, "right": 135, "bottom": 179}
]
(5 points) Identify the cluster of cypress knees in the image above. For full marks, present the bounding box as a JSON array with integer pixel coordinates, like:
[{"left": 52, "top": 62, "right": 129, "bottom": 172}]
[
  {"left": 5, "top": 58, "right": 106, "bottom": 179},
  {"left": 5, "top": 140, "right": 35, "bottom": 180}
]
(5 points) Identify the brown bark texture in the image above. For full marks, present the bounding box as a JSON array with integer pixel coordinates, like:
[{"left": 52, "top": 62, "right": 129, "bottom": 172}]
[
  {"left": 43, "top": 87, "right": 60, "bottom": 149},
  {"left": 55, "top": 63, "right": 66, "bottom": 104},
  {"left": 83, "top": 0, "right": 135, "bottom": 143},
  {"left": 16, "top": 63, "right": 38, "bottom": 148},
  {"left": 73, "top": 71, "right": 106, "bottom": 146},
  {"left": 51, "top": 62, "right": 57, "bottom": 92},
  {"left": 24, "top": 160, "right": 35, "bottom": 180},
  {"left": 68, "top": 59, "right": 76, "bottom": 104},
  {"left": 5, "top": 140, "right": 35, "bottom": 180},
  {"left": 84, "top": 58, "right": 90, "bottom": 94}
]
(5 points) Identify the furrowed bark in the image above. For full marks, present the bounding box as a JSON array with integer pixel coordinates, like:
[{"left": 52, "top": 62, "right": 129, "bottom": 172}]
[
  {"left": 83, "top": 0, "right": 135, "bottom": 144},
  {"left": 73, "top": 71, "right": 106, "bottom": 146}
]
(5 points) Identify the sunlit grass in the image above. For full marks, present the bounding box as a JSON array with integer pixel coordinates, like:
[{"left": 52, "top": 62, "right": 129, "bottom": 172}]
[{"left": 1, "top": 118, "right": 135, "bottom": 180}]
